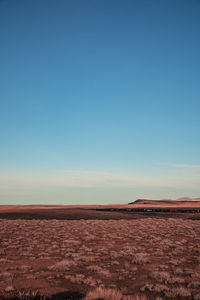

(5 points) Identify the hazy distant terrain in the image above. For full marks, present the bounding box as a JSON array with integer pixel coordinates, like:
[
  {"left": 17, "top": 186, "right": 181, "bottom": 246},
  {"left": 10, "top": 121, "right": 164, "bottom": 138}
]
[
  {"left": 0, "top": 198, "right": 200, "bottom": 220},
  {"left": 128, "top": 198, "right": 200, "bottom": 207}
]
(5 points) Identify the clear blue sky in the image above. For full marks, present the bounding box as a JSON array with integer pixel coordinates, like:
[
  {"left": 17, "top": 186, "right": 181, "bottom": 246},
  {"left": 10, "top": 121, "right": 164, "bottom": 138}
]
[{"left": 0, "top": 0, "right": 200, "bottom": 204}]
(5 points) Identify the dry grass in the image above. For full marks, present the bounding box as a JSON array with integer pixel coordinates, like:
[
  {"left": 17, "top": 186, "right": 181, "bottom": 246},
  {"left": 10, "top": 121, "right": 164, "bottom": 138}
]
[
  {"left": 84, "top": 287, "right": 147, "bottom": 300},
  {"left": 0, "top": 218, "right": 200, "bottom": 299}
]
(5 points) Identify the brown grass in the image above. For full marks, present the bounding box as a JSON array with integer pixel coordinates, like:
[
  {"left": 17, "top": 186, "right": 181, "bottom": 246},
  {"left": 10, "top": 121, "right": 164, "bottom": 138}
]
[
  {"left": 0, "top": 217, "right": 200, "bottom": 299},
  {"left": 84, "top": 287, "right": 147, "bottom": 300}
]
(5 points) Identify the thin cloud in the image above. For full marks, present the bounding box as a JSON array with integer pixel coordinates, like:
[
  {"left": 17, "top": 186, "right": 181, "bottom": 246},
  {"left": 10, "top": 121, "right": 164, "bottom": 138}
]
[
  {"left": 172, "top": 164, "right": 200, "bottom": 169},
  {"left": 0, "top": 170, "right": 171, "bottom": 190},
  {"left": 0, "top": 171, "right": 141, "bottom": 189},
  {"left": 0, "top": 169, "right": 199, "bottom": 195}
]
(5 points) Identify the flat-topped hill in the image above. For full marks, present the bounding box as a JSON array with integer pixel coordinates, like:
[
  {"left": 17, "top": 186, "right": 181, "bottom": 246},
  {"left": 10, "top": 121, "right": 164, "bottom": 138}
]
[{"left": 128, "top": 198, "right": 200, "bottom": 207}]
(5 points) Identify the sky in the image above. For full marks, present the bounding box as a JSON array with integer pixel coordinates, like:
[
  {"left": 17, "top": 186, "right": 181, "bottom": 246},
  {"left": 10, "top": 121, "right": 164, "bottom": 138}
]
[{"left": 0, "top": 0, "right": 200, "bottom": 204}]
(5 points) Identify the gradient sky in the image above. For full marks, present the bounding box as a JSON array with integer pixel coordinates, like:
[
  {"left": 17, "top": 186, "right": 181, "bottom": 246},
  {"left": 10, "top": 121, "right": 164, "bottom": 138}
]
[{"left": 0, "top": 0, "right": 200, "bottom": 204}]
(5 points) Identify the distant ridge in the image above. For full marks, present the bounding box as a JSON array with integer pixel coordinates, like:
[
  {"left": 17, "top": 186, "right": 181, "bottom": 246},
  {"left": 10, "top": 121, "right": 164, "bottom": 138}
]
[
  {"left": 128, "top": 197, "right": 200, "bottom": 205},
  {"left": 176, "top": 197, "right": 200, "bottom": 201}
]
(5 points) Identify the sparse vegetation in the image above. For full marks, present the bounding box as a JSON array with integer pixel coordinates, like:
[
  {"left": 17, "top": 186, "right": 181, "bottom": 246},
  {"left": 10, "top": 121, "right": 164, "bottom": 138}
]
[
  {"left": 0, "top": 217, "right": 200, "bottom": 299},
  {"left": 83, "top": 287, "right": 147, "bottom": 300}
]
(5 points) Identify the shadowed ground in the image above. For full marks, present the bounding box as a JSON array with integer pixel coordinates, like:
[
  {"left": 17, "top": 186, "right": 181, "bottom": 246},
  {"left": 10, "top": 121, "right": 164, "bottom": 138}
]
[
  {"left": 0, "top": 206, "right": 200, "bottom": 220},
  {"left": 1, "top": 291, "right": 84, "bottom": 300}
]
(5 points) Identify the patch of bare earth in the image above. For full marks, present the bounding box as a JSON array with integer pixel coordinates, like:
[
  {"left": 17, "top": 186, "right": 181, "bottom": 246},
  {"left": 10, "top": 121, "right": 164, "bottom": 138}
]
[{"left": 0, "top": 218, "right": 200, "bottom": 299}]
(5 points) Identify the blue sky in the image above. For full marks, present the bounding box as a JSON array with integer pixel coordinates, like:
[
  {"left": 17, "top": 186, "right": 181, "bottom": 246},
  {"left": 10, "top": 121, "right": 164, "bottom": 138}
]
[{"left": 0, "top": 0, "right": 200, "bottom": 204}]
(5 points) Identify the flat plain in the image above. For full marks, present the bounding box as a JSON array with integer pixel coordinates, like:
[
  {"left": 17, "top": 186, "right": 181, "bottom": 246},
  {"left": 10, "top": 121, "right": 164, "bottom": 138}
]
[{"left": 0, "top": 204, "right": 200, "bottom": 300}]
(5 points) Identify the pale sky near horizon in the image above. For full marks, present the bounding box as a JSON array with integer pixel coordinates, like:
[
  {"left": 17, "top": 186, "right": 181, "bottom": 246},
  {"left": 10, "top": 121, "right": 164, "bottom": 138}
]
[{"left": 0, "top": 0, "right": 200, "bottom": 204}]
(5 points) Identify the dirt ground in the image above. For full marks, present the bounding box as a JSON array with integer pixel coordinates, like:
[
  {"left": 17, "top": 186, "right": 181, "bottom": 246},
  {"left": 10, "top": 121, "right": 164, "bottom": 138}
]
[
  {"left": 0, "top": 206, "right": 199, "bottom": 220},
  {"left": 0, "top": 207, "right": 200, "bottom": 299}
]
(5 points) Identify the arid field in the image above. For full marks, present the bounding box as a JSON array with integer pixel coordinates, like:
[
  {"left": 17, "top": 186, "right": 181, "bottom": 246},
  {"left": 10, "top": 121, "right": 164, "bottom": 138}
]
[{"left": 0, "top": 204, "right": 200, "bottom": 300}]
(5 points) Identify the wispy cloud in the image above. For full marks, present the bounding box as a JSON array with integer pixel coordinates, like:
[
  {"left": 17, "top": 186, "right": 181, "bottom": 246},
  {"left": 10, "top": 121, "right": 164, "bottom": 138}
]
[
  {"left": 0, "top": 170, "right": 170, "bottom": 191},
  {"left": 0, "top": 168, "right": 199, "bottom": 196},
  {"left": 0, "top": 170, "right": 141, "bottom": 189},
  {"left": 172, "top": 164, "right": 200, "bottom": 169}
]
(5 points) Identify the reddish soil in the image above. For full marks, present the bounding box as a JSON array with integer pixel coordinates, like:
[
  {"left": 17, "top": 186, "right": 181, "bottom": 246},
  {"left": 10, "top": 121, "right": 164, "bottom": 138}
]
[{"left": 0, "top": 205, "right": 200, "bottom": 300}]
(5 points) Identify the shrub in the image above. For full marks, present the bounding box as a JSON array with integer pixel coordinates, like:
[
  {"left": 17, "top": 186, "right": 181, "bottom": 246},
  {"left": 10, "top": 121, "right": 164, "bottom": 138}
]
[
  {"left": 141, "top": 283, "right": 169, "bottom": 293},
  {"left": 84, "top": 287, "right": 123, "bottom": 300},
  {"left": 48, "top": 259, "right": 75, "bottom": 270},
  {"left": 132, "top": 253, "right": 148, "bottom": 265},
  {"left": 84, "top": 288, "right": 147, "bottom": 300},
  {"left": 165, "top": 286, "right": 191, "bottom": 298},
  {"left": 123, "top": 295, "right": 147, "bottom": 300},
  {"left": 151, "top": 271, "right": 171, "bottom": 283}
]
